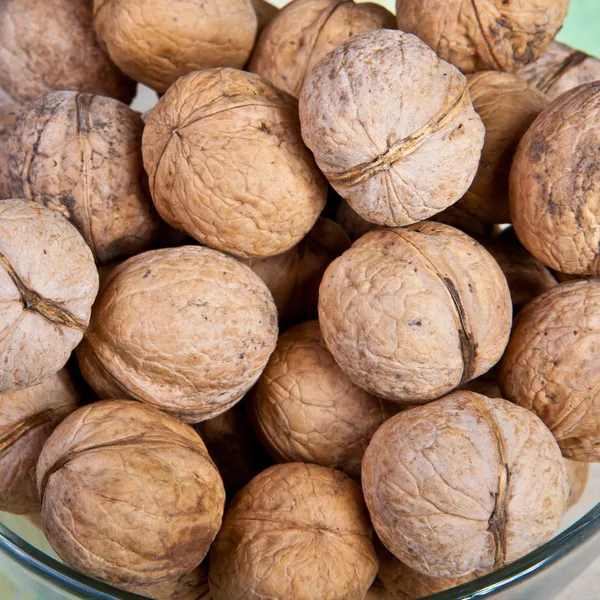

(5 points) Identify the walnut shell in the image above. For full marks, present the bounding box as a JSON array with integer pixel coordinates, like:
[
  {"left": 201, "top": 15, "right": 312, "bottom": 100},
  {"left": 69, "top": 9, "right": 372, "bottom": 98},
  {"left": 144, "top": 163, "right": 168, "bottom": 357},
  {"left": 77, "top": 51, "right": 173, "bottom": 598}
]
[
  {"left": 209, "top": 463, "right": 378, "bottom": 600},
  {"left": 143, "top": 69, "right": 327, "bottom": 258},
  {"left": 251, "top": 321, "right": 397, "bottom": 479},
  {"left": 0, "top": 0, "right": 135, "bottom": 105},
  {"left": 0, "top": 199, "right": 98, "bottom": 392},
  {"left": 252, "top": 0, "right": 279, "bottom": 34},
  {"left": 366, "top": 579, "right": 393, "bottom": 600},
  {"left": 126, "top": 563, "right": 211, "bottom": 600},
  {"left": 519, "top": 42, "right": 600, "bottom": 101},
  {"left": 37, "top": 400, "right": 225, "bottom": 588},
  {"left": 249, "top": 0, "right": 395, "bottom": 98},
  {"left": 451, "top": 72, "right": 549, "bottom": 224},
  {"left": 0, "top": 368, "right": 79, "bottom": 514},
  {"left": 300, "top": 30, "right": 484, "bottom": 228},
  {"left": 8, "top": 91, "right": 160, "bottom": 263},
  {"left": 319, "top": 222, "right": 512, "bottom": 404},
  {"left": 240, "top": 218, "right": 350, "bottom": 324},
  {"left": 77, "top": 246, "right": 278, "bottom": 423},
  {"left": 510, "top": 82, "right": 600, "bottom": 275},
  {"left": 395, "top": 0, "right": 570, "bottom": 74},
  {"left": 0, "top": 101, "right": 20, "bottom": 199},
  {"left": 335, "top": 201, "right": 378, "bottom": 242},
  {"left": 362, "top": 391, "right": 568, "bottom": 578},
  {"left": 500, "top": 280, "right": 600, "bottom": 461},
  {"left": 93, "top": 0, "right": 257, "bottom": 94},
  {"left": 565, "top": 459, "right": 589, "bottom": 509}
]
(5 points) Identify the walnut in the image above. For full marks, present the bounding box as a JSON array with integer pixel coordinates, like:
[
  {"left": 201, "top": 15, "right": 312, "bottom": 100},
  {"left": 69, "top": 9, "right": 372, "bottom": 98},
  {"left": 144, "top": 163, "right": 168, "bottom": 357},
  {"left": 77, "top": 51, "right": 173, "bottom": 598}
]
[
  {"left": 395, "top": 0, "right": 570, "bottom": 74},
  {"left": 565, "top": 459, "right": 589, "bottom": 509},
  {"left": 335, "top": 201, "right": 378, "bottom": 242},
  {"left": 300, "top": 30, "right": 484, "bottom": 228},
  {"left": 450, "top": 72, "right": 549, "bottom": 224},
  {"left": 126, "top": 563, "right": 211, "bottom": 600},
  {"left": 251, "top": 321, "right": 397, "bottom": 479},
  {"left": 319, "top": 222, "right": 511, "bottom": 404},
  {"left": 366, "top": 579, "right": 393, "bottom": 600},
  {"left": 519, "top": 42, "right": 600, "bottom": 101},
  {"left": 240, "top": 218, "right": 350, "bottom": 324},
  {"left": 0, "top": 368, "right": 79, "bottom": 515},
  {"left": 510, "top": 82, "right": 600, "bottom": 275},
  {"left": 249, "top": 0, "right": 394, "bottom": 98},
  {"left": 0, "top": 0, "right": 135, "bottom": 105},
  {"left": 209, "top": 463, "right": 378, "bottom": 600},
  {"left": 77, "top": 246, "right": 278, "bottom": 423},
  {"left": 500, "top": 280, "right": 600, "bottom": 461},
  {"left": 143, "top": 69, "right": 327, "bottom": 258},
  {"left": 0, "top": 199, "right": 98, "bottom": 392},
  {"left": 362, "top": 391, "right": 568, "bottom": 578},
  {"left": 37, "top": 400, "right": 225, "bottom": 588},
  {"left": 8, "top": 91, "right": 160, "bottom": 263},
  {"left": 93, "top": 0, "right": 257, "bottom": 94},
  {"left": 252, "top": 0, "right": 279, "bottom": 34},
  {"left": 0, "top": 101, "right": 20, "bottom": 199}
]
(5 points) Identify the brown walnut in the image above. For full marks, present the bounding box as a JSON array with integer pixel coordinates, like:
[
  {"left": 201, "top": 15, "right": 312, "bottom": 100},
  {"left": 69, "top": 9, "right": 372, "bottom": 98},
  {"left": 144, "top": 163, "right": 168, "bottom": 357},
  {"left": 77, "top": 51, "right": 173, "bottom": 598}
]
[
  {"left": 93, "top": 0, "right": 257, "bottom": 94},
  {"left": 0, "top": 0, "right": 135, "bottom": 105},
  {"left": 300, "top": 30, "right": 484, "bottom": 227},
  {"left": 500, "top": 280, "right": 600, "bottom": 461},
  {"left": 362, "top": 391, "right": 568, "bottom": 578},
  {"left": 0, "top": 368, "right": 79, "bottom": 515},
  {"left": 143, "top": 68, "right": 327, "bottom": 258},
  {"left": 335, "top": 201, "right": 378, "bottom": 242},
  {"left": 77, "top": 246, "right": 278, "bottom": 423},
  {"left": 252, "top": 0, "right": 279, "bottom": 34},
  {"left": 366, "top": 580, "right": 393, "bottom": 600},
  {"left": 209, "top": 463, "right": 378, "bottom": 600},
  {"left": 395, "top": 0, "right": 570, "bottom": 74},
  {"left": 565, "top": 459, "right": 589, "bottom": 509},
  {"left": 319, "top": 222, "right": 512, "bottom": 403},
  {"left": 0, "top": 199, "right": 98, "bottom": 392},
  {"left": 0, "top": 101, "right": 21, "bottom": 200},
  {"left": 251, "top": 321, "right": 397, "bottom": 479},
  {"left": 37, "top": 400, "right": 225, "bottom": 588},
  {"left": 249, "top": 0, "right": 395, "bottom": 98},
  {"left": 510, "top": 82, "right": 600, "bottom": 275},
  {"left": 8, "top": 91, "right": 160, "bottom": 263}
]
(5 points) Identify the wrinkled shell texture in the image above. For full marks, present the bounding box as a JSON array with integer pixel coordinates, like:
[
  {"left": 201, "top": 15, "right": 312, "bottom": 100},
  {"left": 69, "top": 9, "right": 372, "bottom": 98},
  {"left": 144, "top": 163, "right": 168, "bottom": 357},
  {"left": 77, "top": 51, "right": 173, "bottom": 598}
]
[
  {"left": 93, "top": 0, "right": 257, "bottom": 93},
  {"left": 362, "top": 391, "right": 568, "bottom": 578},
  {"left": 565, "top": 459, "right": 589, "bottom": 509},
  {"left": 0, "top": 102, "right": 20, "bottom": 199},
  {"left": 452, "top": 72, "right": 549, "bottom": 224},
  {"left": 143, "top": 69, "right": 327, "bottom": 258},
  {"left": 240, "top": 218, "right": 350, "bottom": 323},
  {"left": 0, "top": 199, "right": 98, "bottom": 392},
  {"left": 511, "top": 82, "right": 600, "bottom": 275},
  {"left": 37, "top": 400, "right": 225, "bottom": 587},
  {"left": 481, "top": 237, "right": 557, "bottom": 314},
  {"left": 0, "top": 368, "right": 79, "bottom": 514},
  {"left": 249, "top": 0, "right": 395, "bottom": 98},
  {"left": 319, "top": 222, "right": 512, "bottom": 403},
  {"left": 395, "top": 0, "right": 570, "bottom": 74},
  {"left": 77, "top": 246, "right": 278, "bottom": 423},
  {"left": 8, "top": 91, "right": 160, "bottom": 264},
  {"left": 300, "top": 30, "right": 484, "bottom": 228},
  {"left": 252, "top": 321, "right": 396, "bottom": 479},
  {"left": 0, "top": 0, "right": 135, "bottom": 104},
  {"left": 500, "top": 280, "right": 600, "bottom": 461},
  {"left": 125, "top": 563, "right": 211, "bottom": 600},
  {"left": 209, "top": 463, "right": 378, "bottom": 600},
  {"left": 519, "top": 42, "right": 600, "bottom": 101}
]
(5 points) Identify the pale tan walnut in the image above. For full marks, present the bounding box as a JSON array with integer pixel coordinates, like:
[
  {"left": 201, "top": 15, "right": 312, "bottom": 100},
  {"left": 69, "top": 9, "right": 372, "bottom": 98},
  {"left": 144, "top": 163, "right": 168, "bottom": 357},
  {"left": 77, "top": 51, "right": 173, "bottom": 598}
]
[
  {"left": 77, "top": 246, "right": 278, "bottom": 423},
  {"left": 0, "top": 101, "right": 21, "bottom": 199},
  {"left": 319, "top": 222, "right": 512, "bottom": 404},
  {"left": 143, "top": 69, "right": 327, "bottom": 258},
  {"left": 251, "top": 321, "right": 397, "bottom": 479},
  {"left": 0, "top": 368, "right": 79, "bottom": 515},
  {"left": 299, "top": 30, "right": 484, "bottom": 227},
  {"left": 510, "top": 82, "right": 600, "bottom": 275},
  {"left": 252, "top": 0, "right": 279, "bottom": 34},
  {"left": 8, "top": 91, "right": 160, "bottom": 264},
  {"left": 240, "top": 218, "right": 350, "bottom": 324},
  {"left": 0, "top": 199, "right": 98, "bottom": 393},
  {"left": 209, "top": 463, "right": 378, "bottom": 600},
  {"left": 37, "top": 400, "right": 225, "bottom": 588},
  {"left": 362, "top": 391, "right": 568, "bottom": 579},
  {"left": 249, "top": 0, "right": 395, "bottom": 98},
  {"left": 500, "top": 280, "right": 600, "bottom": 461},
  {"left": 126, "top": 563, "right": 211, "bottom": 600},
  {"left": 395, "top": 0, "right": 570, "bottom": 74},
  {"left": 519, "top": 42, "right": 600, "bottom": 101},
  {"left": 451, "top": 72, "right": 549, "bottom": 224},
  {"left": 0, "top": 0, "right": 135, "bottom": 105},
  {"left": 93, "top": 0, "right": 257, "bottom": 94},
  {"left": 565, "top": 459, "right": 589, "bottom": 509}
]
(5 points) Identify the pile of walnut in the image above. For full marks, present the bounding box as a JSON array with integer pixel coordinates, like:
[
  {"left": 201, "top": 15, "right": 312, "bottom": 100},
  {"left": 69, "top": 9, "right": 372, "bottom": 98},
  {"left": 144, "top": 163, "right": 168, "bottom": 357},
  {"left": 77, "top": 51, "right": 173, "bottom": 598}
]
[{"left": 0, "top": 0, "right": 599, "bottom": 599}]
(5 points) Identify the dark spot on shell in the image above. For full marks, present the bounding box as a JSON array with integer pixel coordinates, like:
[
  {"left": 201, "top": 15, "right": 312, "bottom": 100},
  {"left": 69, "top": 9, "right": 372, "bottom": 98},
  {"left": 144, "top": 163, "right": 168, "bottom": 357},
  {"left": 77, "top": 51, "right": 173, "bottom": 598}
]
[
  {"left": 143, "top": 269, "right": 151, "bottom": 279},
  {"left": 408, "top": 320, "right": 422, "bottom": 327},
  {"left": 530, "top": 139, "right": 551, "bottom": 163}
]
